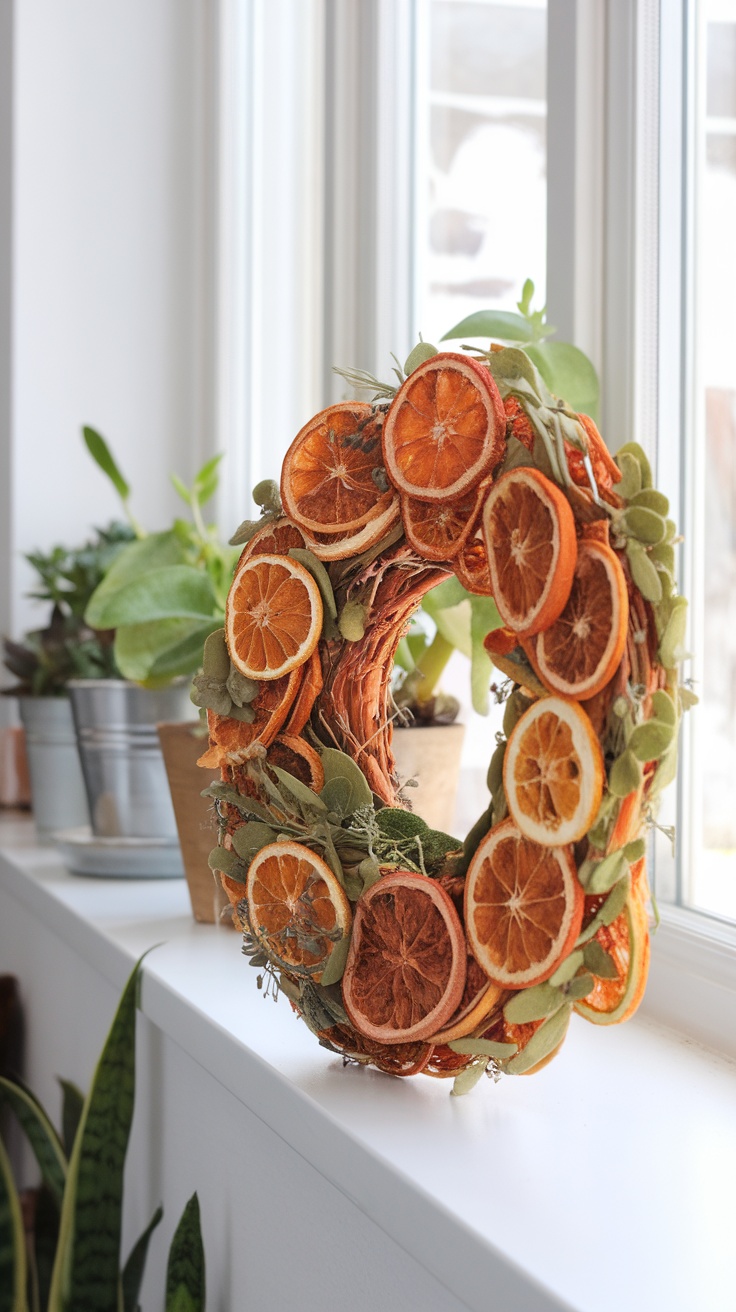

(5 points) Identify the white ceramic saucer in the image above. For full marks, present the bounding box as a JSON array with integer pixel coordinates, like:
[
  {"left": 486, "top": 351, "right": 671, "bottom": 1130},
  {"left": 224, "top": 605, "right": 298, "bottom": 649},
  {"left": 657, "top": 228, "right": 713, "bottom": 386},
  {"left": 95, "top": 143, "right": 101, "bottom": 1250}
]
[{"left": 52, "top": 827, "right": 185, "bottom": 879}]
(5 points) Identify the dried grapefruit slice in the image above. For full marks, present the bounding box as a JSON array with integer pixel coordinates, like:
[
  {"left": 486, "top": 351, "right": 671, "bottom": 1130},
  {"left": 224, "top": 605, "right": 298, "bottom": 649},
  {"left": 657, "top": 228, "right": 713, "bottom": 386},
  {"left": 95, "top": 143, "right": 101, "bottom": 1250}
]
[
  {"left": 401, "top": 478, "right": 489, "bottom": 561},
  {"left": 246, "top": 841, "right": 351, "bottom": 978},
  {"left": 226, "top": 553, "right": 323, "bottom": 681},
  {"left": 528, "top": 540, "right": 629, "bottom": 701},
  {"left": 382, "top": 353, "right": 505, "bottom": 502},
  {"left": 503, "top": 697, "right": 604, "bottom": 846},
  {"left": 464, "top": 818, "right": 583, "bottom": 989},
  {"left": 575, "top": 877, "right": 649, "bottom": 1025},
  {"left": 481, "top": 467, "right": 577, "bottom": 635},
  {"left": 281, "top": 403, "right": 392, "bottom": 534},
  {"left": 342, "top": 870, "right": 467, "bottom": 1044}
]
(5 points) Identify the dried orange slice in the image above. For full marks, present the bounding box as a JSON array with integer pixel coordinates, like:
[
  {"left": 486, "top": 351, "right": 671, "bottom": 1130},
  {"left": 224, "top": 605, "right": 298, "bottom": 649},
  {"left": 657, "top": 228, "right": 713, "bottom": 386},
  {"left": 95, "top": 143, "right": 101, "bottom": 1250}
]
[
  {"left": 566, "top": 414, "right": 622, "bottom": 496},
  {"left": 342, "top": 870, "right": 467, "bottom": 1044},
  {"left": 281, "top": 403, "right": 392, "bottom": 534},
  {"left": 503, "top": 697, "right": 604, "bottom": 846},
  {"left": 302, "top": 497, "right": 400, "bottom": 561},
  {"left": 226, "top": 553, "right": 323, "bottom": 681},
  {"left": 401, "top": 478, "right": 489, "bottom": 561},
  {"left": 283, "top": 647, "right": 324, "bottom": 735},
  {"left": 237, "top": 517, "right": 306, "bottom": 566},
  {"left": 575, "top": 876, "right": 650, "bottom": 1025},
  {"left": 504, "top": 394, "right": 535, "bottom": 452},
  {"left": 528, "top": 540, "right": 629, "bottom": 701},
  {"left": 246, "top": 840, "right": 351, "bottom": 978},
  {"left": 481, "top": 468, "right": 577, "bottom": 635},
  {"left": 425, "top": 957, "right": 504, "bottom": 1045},
  {"left": 453, "top": 533, "right": 494, "bottom": 595},
  {"left": 196, "top": 667, "right": 303, "bottom": 768},
  {"left": 464, "top": 818, "right": 583, "bottom": 989},
  {"left": 382, "top": 353, "right": 505, "bottom": 502},
  {"left": 267, "top": 734, "right": 325, "bottom": 792}
]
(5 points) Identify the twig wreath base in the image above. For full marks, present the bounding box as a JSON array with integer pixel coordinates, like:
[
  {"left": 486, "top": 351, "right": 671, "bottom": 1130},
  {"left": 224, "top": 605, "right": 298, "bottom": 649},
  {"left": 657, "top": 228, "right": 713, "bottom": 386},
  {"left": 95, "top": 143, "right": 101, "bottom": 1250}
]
[{"left": 196, "top": 346, "right": 693, "bottom": 1094}]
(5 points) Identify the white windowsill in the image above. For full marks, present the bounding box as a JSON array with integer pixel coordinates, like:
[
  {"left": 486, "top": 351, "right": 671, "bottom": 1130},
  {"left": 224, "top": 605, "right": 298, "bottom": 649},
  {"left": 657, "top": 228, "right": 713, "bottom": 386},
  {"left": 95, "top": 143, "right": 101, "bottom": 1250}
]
[{"left": 1, "top": 813, "right": 735, "bottom": 1312}]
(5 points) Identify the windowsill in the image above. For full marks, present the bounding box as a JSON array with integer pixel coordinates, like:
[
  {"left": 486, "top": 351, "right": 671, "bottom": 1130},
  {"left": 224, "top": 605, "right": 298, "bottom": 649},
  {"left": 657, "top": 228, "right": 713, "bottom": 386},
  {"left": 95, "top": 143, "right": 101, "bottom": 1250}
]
[{"left": 2, "top": 813, "right": 735, "bottom": 1312}]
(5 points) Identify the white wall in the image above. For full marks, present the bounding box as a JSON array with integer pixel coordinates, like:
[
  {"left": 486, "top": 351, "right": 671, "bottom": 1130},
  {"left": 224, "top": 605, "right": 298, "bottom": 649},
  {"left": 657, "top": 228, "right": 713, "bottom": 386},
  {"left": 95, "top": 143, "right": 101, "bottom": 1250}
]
[{"left": 5, "top": 0, "right": 216, "bottom": 641}]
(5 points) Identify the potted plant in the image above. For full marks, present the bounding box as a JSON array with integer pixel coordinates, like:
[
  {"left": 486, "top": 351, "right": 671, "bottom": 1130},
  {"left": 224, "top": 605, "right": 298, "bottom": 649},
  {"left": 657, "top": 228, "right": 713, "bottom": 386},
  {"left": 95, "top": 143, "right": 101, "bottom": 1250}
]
[
  {"left": 2, "top": 522, "right": 134, "bottom": 840},
  {"left": 74, "top": 430, "right": 238, "bottom": 896},
  {"left": 0, "top": 957, "right": 206, "bottom": 1311}
]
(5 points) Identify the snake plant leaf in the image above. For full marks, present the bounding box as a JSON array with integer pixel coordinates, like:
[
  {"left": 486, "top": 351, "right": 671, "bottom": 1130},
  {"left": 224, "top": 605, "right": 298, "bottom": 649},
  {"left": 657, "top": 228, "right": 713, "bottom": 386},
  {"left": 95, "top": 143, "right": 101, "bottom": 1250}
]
[
  {"left": 32, "top": 1185, "right": 61, "bottom": 1312},
  {"left": 58, "top": 1079, "right": 85, "bottom": 1160},
  {"left": 165, "top": 1194, "right": 205, "bottom": 1312},
  {"left": 0, "top": 1135, "right": 28, "bottom": 1312},
  {"left": 85, "top": 532, "right": 188, "bottom": 627},
  {"left": 115, "top": 619, "right": 219, "bottom": 683},
  {"left": 0, "top": 1076, "right": 66, "bottom": 1207},
  {"left": 48, "top": 958, "right": 143, "bottom": 1312},
  {"left": 441, "top": 309, "right": 532, "bottom": 343},
  {"left": 122, "top": 1205, "right": 164, "bottom": 1312}
]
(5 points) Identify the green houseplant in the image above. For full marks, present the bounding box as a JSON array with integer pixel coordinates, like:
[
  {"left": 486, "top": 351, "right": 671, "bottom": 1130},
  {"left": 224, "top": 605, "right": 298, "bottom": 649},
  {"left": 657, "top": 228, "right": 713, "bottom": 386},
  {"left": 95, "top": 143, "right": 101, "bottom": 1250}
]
[
  {"left": 1, "top": 524, "right": 135, "bottom": 839},
  {"left": 0, "top": 957, "right": 206, "bottom": 1311}
]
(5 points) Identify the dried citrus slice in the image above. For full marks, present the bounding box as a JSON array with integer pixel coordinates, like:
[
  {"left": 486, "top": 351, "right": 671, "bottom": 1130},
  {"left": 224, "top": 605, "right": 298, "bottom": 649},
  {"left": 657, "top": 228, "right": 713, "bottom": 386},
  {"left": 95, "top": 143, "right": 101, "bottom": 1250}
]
[
  {"left": 566, "top": 414, "right": 622, "bottom": 496},
  {"left": 401, "top": 478, "right": 489, "bottom": 561},
  {"left": 425, "top": 957, "right": 504, "bottom": 1045},
  {"left": 322, "top": 1024, "right": 433, "bottom": 1077},
  {"left": 504, "top": 394, "right": 535, "bottom": 452},
  {"left": 342, "top": 870, "right": 467, "bottom": 1044},
  {"left": 481, "top": 467, "right": 578, "bottom": 635},
  {"left": 266, "top": 734, "right": 325, "bottom": 792},
  {"left": 281, "top": 403, "right": 392, "bottom": 534},
  {"left": 226, "top": 553, "right": 323, "bottom": 681},
  {"left": 302, "top": 497, "right": 400, "bottom": 561},
  {"left": 196, "top": 667, "right": 303, "bottom": 768},
  {"left": 237, "top": 517, "right": 306, "bottom": 566},
  {"left": 246, "top": 841, "right": 351, "bottom": 978},
  {"left": 464, "top": 818, "right": 583, "bottom": 989},
  {"left": 503, "top": 697, "right": 605, "bottom": 846},
  {"left": 382, "top": 353, "right": 505, "bottom": 501},
  {"left": 528, "top": 540, "right": 629, "bottom": 701},
  {"left": 575, "top": 878, "right": 650, "bottom": 1025},
  {"left": 283, "top": 647, "right": 323, "bottom": 735},
  {"left": 453, "top": 533, "right": 494, "bottom": 595}
]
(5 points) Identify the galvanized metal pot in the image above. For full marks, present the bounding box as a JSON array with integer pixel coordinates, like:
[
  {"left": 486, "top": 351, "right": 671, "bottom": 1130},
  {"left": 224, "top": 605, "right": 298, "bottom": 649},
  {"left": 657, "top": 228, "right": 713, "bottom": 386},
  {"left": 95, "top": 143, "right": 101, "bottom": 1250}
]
[
  {"left": 67, "top": 680, "right": 196, "bottom": 839},
  {"left": 17, "top": 696, "right": 89, "bottom": 842}
]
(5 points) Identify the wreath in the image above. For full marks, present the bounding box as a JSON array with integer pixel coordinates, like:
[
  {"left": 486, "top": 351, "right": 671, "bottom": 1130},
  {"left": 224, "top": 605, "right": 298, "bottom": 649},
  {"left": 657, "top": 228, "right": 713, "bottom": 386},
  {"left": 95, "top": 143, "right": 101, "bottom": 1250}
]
[{"left": 194, "top": 344, "right": 693, "bottom": 1094}]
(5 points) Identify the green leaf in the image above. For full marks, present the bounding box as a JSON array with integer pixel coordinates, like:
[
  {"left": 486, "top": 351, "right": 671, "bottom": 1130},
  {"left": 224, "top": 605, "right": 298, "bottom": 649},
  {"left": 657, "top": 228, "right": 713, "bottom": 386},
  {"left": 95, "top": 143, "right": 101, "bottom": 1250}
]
[
  {"left": 576, "top": 877, "right": 631, "bottom": 945},
  {"left": 428, "top": 598, "right": 472, "bottom": 659},
  {"left": 201, "top": 629, "right": 230, "bottom": 681},
  {"left": 565, "top": 972, "right": 595, "bottom": 1000},
  {"left": 82, "top": 426, "right": 130, "bottom": 502},
  {"left": 447, "top": 1038, "right": 517, "bottom": 1059},
  {"left": 441, "top": 309, "right": 532, "bottom": 343},
  {"left": 193, "top": 453, "right": 223, "bottom": 506},
  {"left": 231, "top": 822, "right": 276, "bottom": 862},
  {"left": 318, "top": 935, "right": 350, "bottom": 987},
  {"left": 48, "top": 957, "right": 144, "bottom": 1312},
  {"left": 450, "top": 1062, "right": 487, "bottom": 1097},
  {"left": 470, "top": 595, "right": 500, "bottom": 716},
  {"left": 505, "top": 1003, "right": 573, "bottom": 1075},
  {"left": 525, "top": 342, "right": 600, "bottom": 418},
  {"left": 58, "top": 1080, "right": 85, "bottom": 1160},
  {"left": 32, "top": 1185, "right": 59, "bottom": 1312},
  {"left": 171, "top": 474, "right": 191, "bottom": 505},
  {"left": 548, "top": 949, "right": 585, "bottom": 987},
  {"left": 0, "top": 1076, "right": 67, "bottom": 1207},
  {"left": 166, "top": 1194, "right": 205, "bottom": 1312},
  {"left": 0, "top": 1135, "right": 28, "bottom": 1312},
  {"left": 208, "top": 847, "right": 247, "bottom": 881},
  {"left": 270, "top": 766, "right": 327, "bottom": 814},
  {"left": 583, "top": 939, "right": 619, "bottom": 979},
  {"left": 122, "top": 1206, "right": 163, "bottom": 1312},
  {"left": 503, "top": 983, "right": 564, "bottom": 1025},
  {"left": 486, "top": 346, "right": 543, "bottom": 395},
  {"left": 115, "top": 619, "right": 218, "bottom": 683},
  {"left": 288, "top": 549, "right": 338, "bottom": 621},
  {"left": 585, "top": 848, "right": 629, "bottom": 895},
  {"left": 320, "top": 748, "right": 373, "bottom": 815},
  {"left": 319, "top": 776, "right": 352, "bottom": 818},
  {"left": 85, "top": 532, "right": 189, "bottom": 627},
  {"left": 85, "top": 565, "right": 217, "bottom": 630}
]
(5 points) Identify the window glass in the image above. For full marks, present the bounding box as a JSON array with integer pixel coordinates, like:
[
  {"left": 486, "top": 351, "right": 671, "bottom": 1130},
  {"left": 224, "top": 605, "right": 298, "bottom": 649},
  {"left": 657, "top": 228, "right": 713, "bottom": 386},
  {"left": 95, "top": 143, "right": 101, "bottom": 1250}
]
[
  {"left": 687, "top": 0, "right": 736, "bottom": 919},
  {"left": 416, "top": 0, "right": 547, "bottom": 344}
]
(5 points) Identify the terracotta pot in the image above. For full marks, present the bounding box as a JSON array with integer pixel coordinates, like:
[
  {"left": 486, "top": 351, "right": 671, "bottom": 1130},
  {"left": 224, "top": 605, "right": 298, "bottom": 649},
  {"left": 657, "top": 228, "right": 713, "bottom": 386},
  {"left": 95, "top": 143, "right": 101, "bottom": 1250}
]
[
  {"left": 157, "top": 722, "right": 230, "bottom": 924},
  {"left": 392, "top": 723, "right": 465, "bottom": 835}
]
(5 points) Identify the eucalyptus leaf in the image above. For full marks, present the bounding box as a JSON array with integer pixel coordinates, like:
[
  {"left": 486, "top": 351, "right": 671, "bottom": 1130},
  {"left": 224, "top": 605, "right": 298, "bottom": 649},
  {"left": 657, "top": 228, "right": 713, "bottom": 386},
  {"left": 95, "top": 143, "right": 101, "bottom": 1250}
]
[
  {"left": 226, "top": 667, "right": 259, "bottom": 707},
  {"left": 447, "top": 1038, "right": 518, "bottom": 1059},
  {"left": 201, "top": 628, "right": 230, "bottom": 681},
  {"left": 190, "top": 675, "right": 232, "bottom": 716},
  {"left": 270, "top": 766, "right": 327, "bottom": 814},
  {"left": 616, "top": 441, "right": 653, "bottom": 490},
  {"left": 628, "top": 718, "right": 675, "bottom": 762},
  {"left": 320, "top": 776, "right": 352, "bottom": 817},
  {"left": 626, "top": 541, "right": 663, "bottom": 603},
  {"left": 651, "top": 689, "right": 677, "bottom": 726},
  {"left": 470, "top": 595, "right": 501, "bottom": 716},
  {"left": 318, "top": 935, "right": 350, "bottom": 987},
  {"left": 549, "top": 950, "right": 585, "bottom": 987},
  {"left": 320, "top": 748, "right": 373, "bottom": 813},
  {"left": 404, "top": 340, "right": 439, "bottom": 373},
  {"left": 231, "top": 822, "right": 276, "bottom": 861},
  {"left": 586, "top": 848, "right": 629, "bottom": 894},
  {"left": 659, "top": 596, "right": 688, "bottom": 668},
  {"left": 358, "top": 856, "right": 382, "bottom": 892},
  {"left": 505, "top": 1003, "right": 573, "bottom": 1075},
  {"left": 576, "top": 876, "right": 631, "bottom": 945},
  {"left": 207, "top": 847, "right": 247, "bottom": 880},
  {"left": 504, "top": 983, "right": 564, "bottom": 1024},
  {"left": 615, "top": 451, "right": 642, "bottom": 500},
  {"left": 608, "top": 749, "right": 643, "bottom": 798},
  {"left": 450, "top": 1062, "right": 487, "bottom": 1097},
  {"left": 288, "top": 548, "right": 338, "bottom": 620},
  {"left": 630, "top": 488, "right": 669, "bottom": 516},
  {"left": 564, "top": 973, "right": 595, "bottom": 1000},
  {"left": 621, "top": 506, "right": 666, "bottom": 546},
  {"left": 338, "top": 600, "right": 367, "bottom": 642},
  {"left": 583, "top": 939, "right": 620, "bottom": 979}
]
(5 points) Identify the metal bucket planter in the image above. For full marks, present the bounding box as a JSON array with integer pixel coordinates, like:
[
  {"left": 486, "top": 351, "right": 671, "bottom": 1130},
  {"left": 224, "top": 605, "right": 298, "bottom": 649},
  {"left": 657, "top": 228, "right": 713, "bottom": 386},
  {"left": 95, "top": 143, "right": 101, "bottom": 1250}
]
[
  {"left": 392, "top": 723, "right": 465, "bottom": 835},
  {"left": 17, "top": 696, "right": 89, "bottom": 842},
  {"left": 67, "top": 680, "right": 196, "bottom": 841}
]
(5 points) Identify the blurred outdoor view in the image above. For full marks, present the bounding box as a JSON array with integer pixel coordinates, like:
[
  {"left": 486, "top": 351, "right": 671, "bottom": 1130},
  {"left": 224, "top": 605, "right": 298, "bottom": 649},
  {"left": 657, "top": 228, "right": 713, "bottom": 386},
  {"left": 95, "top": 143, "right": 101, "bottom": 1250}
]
[{"left": 692, "top": 0, "right": 736, "bottom": 918}]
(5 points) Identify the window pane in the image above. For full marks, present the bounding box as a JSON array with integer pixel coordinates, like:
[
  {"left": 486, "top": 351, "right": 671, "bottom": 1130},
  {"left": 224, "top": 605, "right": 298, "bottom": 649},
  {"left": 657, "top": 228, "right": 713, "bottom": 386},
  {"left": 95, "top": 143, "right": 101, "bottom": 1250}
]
[
  {"left": 687, "top": 1, "right": 736, "bottom": 919},
  {"left": 416, "top": 0, "right": 547, "bottom": 345}
]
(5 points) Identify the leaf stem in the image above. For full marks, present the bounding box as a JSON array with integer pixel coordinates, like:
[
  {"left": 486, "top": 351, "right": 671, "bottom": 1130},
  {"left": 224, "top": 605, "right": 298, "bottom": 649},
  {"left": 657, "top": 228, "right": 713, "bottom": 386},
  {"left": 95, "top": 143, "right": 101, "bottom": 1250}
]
[{"left": 414, "top": 632, "right": 454, "bottom": 702}]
